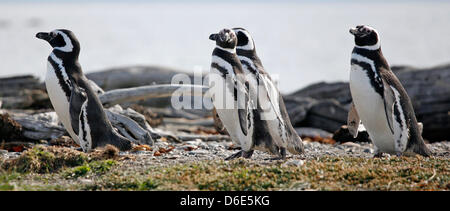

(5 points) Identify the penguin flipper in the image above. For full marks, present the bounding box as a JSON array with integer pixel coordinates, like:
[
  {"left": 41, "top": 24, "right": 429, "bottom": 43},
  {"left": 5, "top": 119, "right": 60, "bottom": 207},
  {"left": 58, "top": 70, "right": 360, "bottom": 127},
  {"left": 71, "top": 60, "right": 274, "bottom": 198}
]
[
  {"left": 236, "top": 81, "right": 249, "bottom": 136},
  {"left": 69, "top": 82, "right": 87, "bottom": 135},
  {"left": 347, "top": 102, "right": 360, "bottom": 138},
  {"left": 381, "top": 79, "right": 395, "bottom": 134},
  {"left": 260, "top": 74, "right": 283, "bottom": 122}
]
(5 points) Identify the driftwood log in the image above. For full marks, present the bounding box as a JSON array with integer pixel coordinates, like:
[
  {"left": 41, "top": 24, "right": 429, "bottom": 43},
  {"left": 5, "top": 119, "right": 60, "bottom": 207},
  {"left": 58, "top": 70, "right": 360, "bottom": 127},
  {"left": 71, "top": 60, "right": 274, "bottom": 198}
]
[
  {"left": 0, "top": 76, "right": 49, "bottom": 109},
  {"left": 85, "top": 65, "right": 197, "bottom": 90},
  {"left": 284, "top": 64, "right": 450, "bottom": 141},
  {"left": 99, "top": 84, "right": 208, "bottom": 106}
]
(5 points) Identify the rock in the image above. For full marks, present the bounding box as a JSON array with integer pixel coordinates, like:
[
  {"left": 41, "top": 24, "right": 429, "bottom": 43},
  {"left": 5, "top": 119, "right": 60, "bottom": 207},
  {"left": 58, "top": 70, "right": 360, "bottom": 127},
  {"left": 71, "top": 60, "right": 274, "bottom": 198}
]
[
  {"left": 283, "top": 159, "right": 305, "bottom": 167},
  {"left": 165, "top": 155, "right": 180, "bottom": 159},
  {"left": 189, "top": 149, "right": 209, "bottom": 155},
  {"left": 180, "top": 145, "right": 198, "bottom": 151},
  {"left": 79, "top": 179, "right": 94, "bottom": 185},
  {"left": 295, "top": 127, "right": 332, "bottom": 138},
  {"left": 185, "top": 139, "right": 203, "bottom": 146},
  {"left": 341, "top": 142, "right": 361, "bottom": 148},
  {"left": 49, "top": 136, "right": 77, "bottom": 147},
  {"left": 0, "top": 149, "right": 7, "bottom": 155},
  {"left": 0, "top": 113, "right": 24, "bottom": 141},
  {"left": 363, "top": 148, "right": 374, "bottom": 154},
  {"left": 129, "top": 104, "right": 163, "bottom": 127},
  {"left": 332, "top": 125, "right": 371, "bottom": 143},
  {"left": 283, "top": 97, "right": 316, "bottom": 125}
]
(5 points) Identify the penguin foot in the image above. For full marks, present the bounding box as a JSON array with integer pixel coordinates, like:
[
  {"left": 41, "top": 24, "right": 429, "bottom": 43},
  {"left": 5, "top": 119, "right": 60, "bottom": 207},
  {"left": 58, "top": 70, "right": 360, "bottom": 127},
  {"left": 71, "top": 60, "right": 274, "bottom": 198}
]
[
  {"left": 373, "top": 152, "right": 385, "bottom": 158},
  {"left": 265, "top": 157, "right": 285, "bottom": 161},
  {"left": 265, "top": 147, "right": 287, "bottom": 160},
  {"left": 225, "top": 150, "right": 254, "bottom": 160}
]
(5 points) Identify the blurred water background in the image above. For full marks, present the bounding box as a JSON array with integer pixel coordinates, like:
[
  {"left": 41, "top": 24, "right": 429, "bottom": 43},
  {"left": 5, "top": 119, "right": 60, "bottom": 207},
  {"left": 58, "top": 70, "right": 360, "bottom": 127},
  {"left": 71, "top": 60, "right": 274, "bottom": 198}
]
[{"left": 0, "top": 0, "right": 449, "bottom": 93}]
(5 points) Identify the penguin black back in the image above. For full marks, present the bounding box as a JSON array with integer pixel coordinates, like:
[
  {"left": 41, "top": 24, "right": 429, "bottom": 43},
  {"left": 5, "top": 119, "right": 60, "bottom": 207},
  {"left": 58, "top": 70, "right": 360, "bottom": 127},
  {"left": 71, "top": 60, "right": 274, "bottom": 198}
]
[{"left": 233, "top": 27, "right": 304, "bottom": 156}]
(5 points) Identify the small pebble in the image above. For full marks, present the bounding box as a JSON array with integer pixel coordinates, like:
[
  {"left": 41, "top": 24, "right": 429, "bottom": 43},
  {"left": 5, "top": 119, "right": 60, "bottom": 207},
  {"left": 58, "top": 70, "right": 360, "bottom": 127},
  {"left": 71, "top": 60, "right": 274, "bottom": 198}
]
[
  {"left": 165, "top": 155, "right": 180, "bottom": 160},
  {"left": 283, "top": 159, "right": 305, "bottom": 167},
  {"left": 0, "top": 149, "right": 7, "bottom": 155},
  {"left": 341, "top": 142, "right": 361, "bottom": 148},
  {"left": 363, "top": 148, "right": 374, "bottom": 154},
  {"left": 79, "top": 179, "right": 93, "bottom": 185}
]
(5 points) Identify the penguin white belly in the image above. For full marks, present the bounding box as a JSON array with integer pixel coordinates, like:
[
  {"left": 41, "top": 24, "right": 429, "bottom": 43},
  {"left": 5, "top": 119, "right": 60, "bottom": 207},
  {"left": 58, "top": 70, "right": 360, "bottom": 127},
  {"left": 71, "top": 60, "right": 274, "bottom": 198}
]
[
  {"left": 209, "top": 70, "right": 253, "bottom": 151},
  {"left": 350, "top": 64, "right": 395, "bottom": 153},
  {"left": 215, "top": 107, "right": 253, "bottom": 151},
  {"left": 45, "top": 63, "right": 80, "bottom": 144}
]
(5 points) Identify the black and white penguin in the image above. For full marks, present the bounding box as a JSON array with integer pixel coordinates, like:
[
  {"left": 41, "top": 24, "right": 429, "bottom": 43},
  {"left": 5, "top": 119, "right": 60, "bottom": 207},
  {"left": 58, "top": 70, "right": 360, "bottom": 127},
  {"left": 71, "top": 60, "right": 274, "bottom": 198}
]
[
  {"left": 209, "top": 28, "right": 288, "bottom": 160},
  {"left": 36, "top": 29, "right": 132, "bottom": 152},
  {"left": 232, "top": 28, "right": 304, "bottom": 159},
  {"left": 208, "top": 28, "right": 259, "bottom": 159},
  {"left": 348, "top": 25, "right": 431, "bottom": 157}
]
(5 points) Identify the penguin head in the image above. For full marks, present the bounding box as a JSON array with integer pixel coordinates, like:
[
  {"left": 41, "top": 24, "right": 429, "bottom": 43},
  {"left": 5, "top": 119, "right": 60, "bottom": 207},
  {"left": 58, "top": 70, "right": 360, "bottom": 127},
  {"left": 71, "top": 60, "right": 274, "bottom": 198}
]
[
  {"left": 209, "top": 28, "right": 237, "bottom": 49},
  {"left": 349, "top": 25, "right": 380, "bottom": 49},
  {"left": 36, "top": 29, "right": 80, "bottom": 55},
  {"left": 232, "top": 27, "right": 255, "bottom": 51}
]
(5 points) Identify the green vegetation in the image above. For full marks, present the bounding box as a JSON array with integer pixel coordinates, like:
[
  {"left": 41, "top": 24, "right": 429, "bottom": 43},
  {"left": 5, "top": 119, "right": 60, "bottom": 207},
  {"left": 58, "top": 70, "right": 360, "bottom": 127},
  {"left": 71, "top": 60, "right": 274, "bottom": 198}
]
[
  {"left": 64, "top": 160, "right": 117, "bottom": 179},
  {"left": 1, "top": 146, "right": 88, "bottom": 173},
  {"left": 0, "top": 146, "right": 448, "bottom": 190}
]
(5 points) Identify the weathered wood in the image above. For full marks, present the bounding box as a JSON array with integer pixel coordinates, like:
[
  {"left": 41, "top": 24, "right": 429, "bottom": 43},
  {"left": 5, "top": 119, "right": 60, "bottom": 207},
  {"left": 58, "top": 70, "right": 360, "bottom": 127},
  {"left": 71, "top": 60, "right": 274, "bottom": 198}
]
[
  {"left": 105, "top": 107, "right": 154, "bottom": 145},
  {"left": 163, "top": 118, "right": 214, "bottom": 127},
  {"left": 99, "top": 84, "right": 209, "bottom": 106},
  {"left": 0, "top": 75, "right": 43, "bottom": 96},
  {"left": 149, "top": 107, "right": 212, "bottom": 120},
  {"left": 0, "top": 76, "right": 50, "bottom": 110},
  {"left": 0, "top": 89, "right": 50, "bottom": 109},
  {"left": 106, "top": 106, "right": 180, "bottom": 143},
  {"left": 8, "top": 112, "right": 66, "bottom": 140},
  {"left": 85, "top": 65, "right": 197, "bottom": 90},
  {"left": 177, "top": 134, "right": 231, "bottom": 142}
]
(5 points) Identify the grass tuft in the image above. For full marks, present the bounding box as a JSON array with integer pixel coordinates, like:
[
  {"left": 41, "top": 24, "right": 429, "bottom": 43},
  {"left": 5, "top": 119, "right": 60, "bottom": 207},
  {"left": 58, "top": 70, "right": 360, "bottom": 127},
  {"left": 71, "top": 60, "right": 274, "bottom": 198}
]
[{"left": 1, "top": 146, "right": 88, "bottom": 173}]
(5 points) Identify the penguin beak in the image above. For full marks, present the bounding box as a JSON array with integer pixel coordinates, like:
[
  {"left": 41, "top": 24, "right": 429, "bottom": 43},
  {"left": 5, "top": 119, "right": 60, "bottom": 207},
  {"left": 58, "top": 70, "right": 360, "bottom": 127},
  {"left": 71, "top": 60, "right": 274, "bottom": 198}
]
[
  {"left": 36, "top": 32, "right": 53, "bottom": 42},
  {"left": 349, "top": 27, "right": 358, "bottom": 36},
  {"left": 209, "top": 33, "right": 218, "bottom": 41}
]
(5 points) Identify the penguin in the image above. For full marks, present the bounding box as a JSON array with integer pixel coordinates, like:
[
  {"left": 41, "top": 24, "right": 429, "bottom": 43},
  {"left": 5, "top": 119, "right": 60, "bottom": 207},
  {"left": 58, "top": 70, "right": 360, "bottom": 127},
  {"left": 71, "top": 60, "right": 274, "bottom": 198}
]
[
  {"left": 209, "top": 28, "right": 285, "bottom": 160},
  {"left": 348, "top": 25, "right": 431, "bottom": 157},
  {"left": 36, "top": 29, "right": 132, "bottom": 152},
  {"left": 232, "top": 27, "right": 304, "bottom": 159}
]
